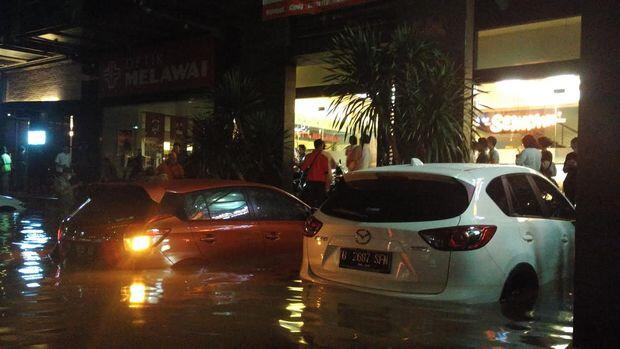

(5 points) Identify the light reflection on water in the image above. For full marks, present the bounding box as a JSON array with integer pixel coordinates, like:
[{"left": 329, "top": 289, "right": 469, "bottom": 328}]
[{"left": 0, "top": 209, "right": 574, "bottom": 348}]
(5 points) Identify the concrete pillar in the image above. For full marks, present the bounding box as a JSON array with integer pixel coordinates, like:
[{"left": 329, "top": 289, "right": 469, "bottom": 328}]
[
  {"left": 574, "top": 1, "right": 620, "bottom": 347},
  {"left": 281, "top": 63, "right": 296, "bottom": 191}
]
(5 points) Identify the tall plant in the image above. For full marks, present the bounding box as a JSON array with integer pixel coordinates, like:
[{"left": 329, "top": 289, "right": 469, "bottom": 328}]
[
  {"left": 325, "top": 24, "right": 477, "bottom": 164},
  {"left": 189, "top": 69, "right": 288, "bottom": 184}
]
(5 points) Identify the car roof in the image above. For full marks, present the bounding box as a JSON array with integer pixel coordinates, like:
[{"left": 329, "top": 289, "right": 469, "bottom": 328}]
[
  {"left": 347, "top": 163, "right": 537, "bottom": 186},
  {"left": 161, "top": 179, "right": 284, "bottom": 194}
]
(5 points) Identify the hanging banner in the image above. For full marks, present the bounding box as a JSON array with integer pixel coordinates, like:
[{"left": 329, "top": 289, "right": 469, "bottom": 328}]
[
  {"left": 170, "top": 116, "right": 188, "bottom": 142},
  {"left": 263, "top": 0, "right": 372, "bottom": 20},
  {"left": 100, "top": 37, "right": 215, "bottom": 97},
  {"left": 145, "top": 113, "right": 165, "bottom": 141}
]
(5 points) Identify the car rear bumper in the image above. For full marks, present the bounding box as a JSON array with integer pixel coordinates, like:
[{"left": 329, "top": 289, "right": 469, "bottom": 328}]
[{"left": 300, "top": 241, "right": 504, "bottom": 304}]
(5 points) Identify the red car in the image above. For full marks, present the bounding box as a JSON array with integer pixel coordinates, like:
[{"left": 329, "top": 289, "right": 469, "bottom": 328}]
[{"left": 58, "top": 180, "right": 310, "bottom": 269}]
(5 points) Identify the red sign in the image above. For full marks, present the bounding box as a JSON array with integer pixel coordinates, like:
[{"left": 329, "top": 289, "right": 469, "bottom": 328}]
[
  {"left": 145, "top": 113, "right": 165, "bottom": 142},
  {"left": 263, "top": 0, "right": 371, "bottom": 20},
  {"left": 100, "top": 37, "right": 215, "bottom": 97},
  {"left": 170, "top": 116, "right": 188, "bottom": 142}
]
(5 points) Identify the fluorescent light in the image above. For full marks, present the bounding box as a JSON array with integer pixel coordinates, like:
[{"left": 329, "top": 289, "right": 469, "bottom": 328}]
[{"left": 28, "top": 130, "right": 46, "bottom": 145}]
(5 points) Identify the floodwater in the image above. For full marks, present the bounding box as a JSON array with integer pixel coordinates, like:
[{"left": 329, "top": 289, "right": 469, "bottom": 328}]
[{"left": 0, "top": 207, "right": 573, "bottom": 348}]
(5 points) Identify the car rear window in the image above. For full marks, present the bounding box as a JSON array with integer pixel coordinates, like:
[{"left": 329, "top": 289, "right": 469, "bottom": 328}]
[
  {"left": 322, "top": 175, "right": 471, "bottom": 222},
  {"left": 73, "top": 186, "right": 158, "bottom": 224}
]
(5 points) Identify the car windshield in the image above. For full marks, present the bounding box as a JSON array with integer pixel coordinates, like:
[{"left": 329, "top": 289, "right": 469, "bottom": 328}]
[
  {"left": 73, "top": 186, "right": 158, "bottom": 224},
  {"left": 322, "top": 175, "right": 471, "bottom": 222}
]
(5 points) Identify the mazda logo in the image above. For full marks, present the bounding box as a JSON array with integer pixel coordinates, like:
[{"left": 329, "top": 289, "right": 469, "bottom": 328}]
[{"left": 354, "top": 229, "right": 371, "bottom": 245}]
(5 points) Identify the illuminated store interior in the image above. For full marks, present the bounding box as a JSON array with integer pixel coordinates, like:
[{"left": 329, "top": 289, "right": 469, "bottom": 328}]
[{"left": 474, "top": 74, "right": 580, "bottom": 184}]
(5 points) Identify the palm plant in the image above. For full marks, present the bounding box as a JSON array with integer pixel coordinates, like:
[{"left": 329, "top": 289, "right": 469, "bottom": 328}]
[
  {"left": 189, "top": 69, "right": 288, "bottom": 184},
  {"left": 325, "top": 24, "right": 477, "bottom": 164}
]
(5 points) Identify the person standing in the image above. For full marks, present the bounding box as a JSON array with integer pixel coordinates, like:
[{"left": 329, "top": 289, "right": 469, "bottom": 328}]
[
  {"left": 0, "top": 147, "right": 12, "bottom": 194},
  {"left": 516, "top": 135, "right": 541, "bottom": 171},
  {"left": 563, "top": 137, "right": 578, "bottom": 204},
  {"left": 300, "top": 139, "right": 331, "bottom": 208},
  {"left": 475, "top": 137, "right": 490, "bottom": 163},
  {"left": 538, "top": 137, "right": 557, "bottom": 185},
  {"left": 157, "top": 152, "right": 185, "bottom": 180},
  {"left": 487, "top": 136, "right": 500, "bottom": 164},
  {"left": 345, "top": 135, "right": 361, "bottom": 171},
  {"left": 13, "top": 145, "right": 27, "bottom": 192},
  {"left": 359, "top": 134, "right": 372, "bottom": 170},
  {"left": 55, "top": 146, "right": 72, "bottom": 174}
]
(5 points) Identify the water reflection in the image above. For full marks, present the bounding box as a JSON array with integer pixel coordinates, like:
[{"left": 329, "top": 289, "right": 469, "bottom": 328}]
[{"left": 0, "top": 209, "right": 574, "bottom": 348}]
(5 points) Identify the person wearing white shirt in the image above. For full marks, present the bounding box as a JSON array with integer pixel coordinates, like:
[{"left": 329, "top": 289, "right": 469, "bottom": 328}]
[
  {"left": 515, "top": 135, "right": 541, "bottom": 171},
  {"left": 55, "top": 146, "right": 72, "bottom": 174}
]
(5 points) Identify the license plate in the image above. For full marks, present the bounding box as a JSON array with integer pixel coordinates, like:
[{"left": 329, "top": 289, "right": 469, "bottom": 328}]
[
  {"left": 74, "top": 243, "right": 97, "bottom": 259},
  {"left": 339, "top": 248, "right": 392, "bottom": 274}
]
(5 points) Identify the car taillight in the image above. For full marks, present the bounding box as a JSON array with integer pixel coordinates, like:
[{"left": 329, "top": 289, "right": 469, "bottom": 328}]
[
  {"left": 304, "top": 216, "right": 323, "bottom": 237},
  {"left": 57, "top": 227, "right": 63, "bottom": 241},
  {"left": 124, "top": 228, "right": 170, "bottom": 253},
  {"left": 419, "top": 225, "right": 497, "bottom": 251}
]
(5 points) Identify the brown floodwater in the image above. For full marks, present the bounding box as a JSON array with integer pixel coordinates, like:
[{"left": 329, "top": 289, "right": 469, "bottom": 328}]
[{"left": 0, "top": 209, "right": 573, "bottom": 348}]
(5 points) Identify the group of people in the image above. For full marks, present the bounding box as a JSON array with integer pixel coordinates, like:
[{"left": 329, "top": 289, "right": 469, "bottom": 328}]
[
  {"left": 297, "top": 135, "right": 372, "bottom": 208},
  {"left": 475, "top": 135, "right": 578, "bottom": 203}
]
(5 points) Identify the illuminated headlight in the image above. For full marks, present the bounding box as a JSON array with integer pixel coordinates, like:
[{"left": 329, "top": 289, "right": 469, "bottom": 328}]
[
  {"left": 125, "top": 235, "right": 153, "bottom": 252},
  {"left": 124, "top": 228, "right": 168, "bottom": 253}
]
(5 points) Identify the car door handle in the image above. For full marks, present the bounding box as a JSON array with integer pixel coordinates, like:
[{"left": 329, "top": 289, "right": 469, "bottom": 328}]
[
  {"left": 201, "top": 233, "right": 216, "bottom": 243},
  {"left": 561, "top": 234, "right": 569, "bottom": 243},
  {"left": 522, "top": 233, "right": 534, "bottom": 242},
  {"left": 264, "top": 232, "right": 280, "bottom": 241}
]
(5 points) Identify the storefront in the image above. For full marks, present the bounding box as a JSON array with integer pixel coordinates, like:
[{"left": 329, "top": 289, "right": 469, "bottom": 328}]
[
  {"left": 294, "top": 96, "right": 377, "bottom": 168},
  {"left": 99, "top": 37, "right": 215, "bottom": 173},
  {"left": 473, "top": 16, "right": 581, "bottom": 187}
]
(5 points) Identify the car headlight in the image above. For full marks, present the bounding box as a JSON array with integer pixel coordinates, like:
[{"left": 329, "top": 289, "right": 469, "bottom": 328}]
[{"left": 124, "top": 228, "right": 170, "bottom": 253}]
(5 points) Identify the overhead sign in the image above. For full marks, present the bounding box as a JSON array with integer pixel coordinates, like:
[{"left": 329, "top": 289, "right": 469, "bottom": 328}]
[
  {"left": 476, "top": 110, "right": 566, "bottom": 133},
  {"left": 99, "top": 37, "right": 215, "bottom": 98},
  {"left": 263, "top": 0, "right": 371, "bottom": 20}
]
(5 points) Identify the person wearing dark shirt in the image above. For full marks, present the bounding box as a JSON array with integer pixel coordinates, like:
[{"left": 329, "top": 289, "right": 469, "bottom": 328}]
[
  {"left": 475, "top": 137, "right": 490, "bottom": 164},
  {"left": 539, "top": 136, "right": 557, "bottom": 185},
  {"left": 563, "top": 137, "right": 578, "bottom": 204},
  {"left": 300, "top": 139, "right": 332, "bottom": 208}
]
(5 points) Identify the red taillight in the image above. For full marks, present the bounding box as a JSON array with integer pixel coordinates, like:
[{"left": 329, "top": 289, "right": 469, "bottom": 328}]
[
  {"left": 304, "top": 216, "right": 323, "bottom": 237},
  {"left": 57, "top": 227, "right": 63, "bottom": 242},
  {"left": 419, "top": 225, "right": 497, "bottom": 251}
]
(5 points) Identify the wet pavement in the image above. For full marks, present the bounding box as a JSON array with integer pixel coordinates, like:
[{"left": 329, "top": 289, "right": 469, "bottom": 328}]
[{"left": 0, "top": 206, "right": 573, "bottom": 348}]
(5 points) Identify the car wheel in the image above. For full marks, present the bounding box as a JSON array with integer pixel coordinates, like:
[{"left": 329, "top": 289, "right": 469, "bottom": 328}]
[{"left": 500, "top": 263, "right": 539, "bottom": 305}]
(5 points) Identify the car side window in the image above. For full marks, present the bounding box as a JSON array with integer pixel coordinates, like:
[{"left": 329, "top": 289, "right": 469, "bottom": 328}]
[
  {"left": 246, "top": 187, "right": 308, "bottom": 221},
  {"left": 506, "top": 175, "right": 544, "bottom": 218},
  {"left": 531, "top": 175, "right": 576, "bottom": 220},
  {"left": 486, "top": 177, "right": 511, "bottom": 215},
  {"left": 185, "top": 188, "right": 251, "bottom": 221}
]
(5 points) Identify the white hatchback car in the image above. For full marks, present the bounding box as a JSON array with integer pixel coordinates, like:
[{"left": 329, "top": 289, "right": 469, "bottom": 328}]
[{"left": 300, "top": 164, "right": 575, "bottom": 303}]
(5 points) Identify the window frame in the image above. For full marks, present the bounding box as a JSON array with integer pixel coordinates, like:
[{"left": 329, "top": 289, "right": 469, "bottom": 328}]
[
  {"left": 244, "top": 186, "right": 310, "bottom": 221},
  {"left": 485, "top": 176, "right": 511, "bottom": 216},
  {"left": 502, "top": 173, "right": 547, "bottom": 219},
  {"left": 183, "top": 187, "right": 254, "bottom": 222},
  {"left": 528, "top": 174, "right": 576, "bottom": 222}
]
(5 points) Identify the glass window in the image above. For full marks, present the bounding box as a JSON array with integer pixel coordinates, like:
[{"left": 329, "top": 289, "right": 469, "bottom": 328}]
[
  {"left": 185, "top": 189, "right": 250, "bottom": 221},
  {"left": 322, "top": 175, "right": 471, "bottom": 222},
  {"left": 506, "top": 175, "right": 544, "bottom": 217},
  {"left": 74, "top": 185, "right": 158, "bottom": 224},
  {"left": 246, "top": 188, "right": 308, "bottom": 221},
  {"left": 486, "top": 177, "right": 510, "bottom": 215},
  {"left": 531, "top": 175, "right": 575, "bottom": 220}
]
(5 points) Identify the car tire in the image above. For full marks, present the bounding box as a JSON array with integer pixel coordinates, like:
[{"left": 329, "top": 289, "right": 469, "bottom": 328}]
[{"left": 500, "top": 263, "right": 539, "bottom": 305}]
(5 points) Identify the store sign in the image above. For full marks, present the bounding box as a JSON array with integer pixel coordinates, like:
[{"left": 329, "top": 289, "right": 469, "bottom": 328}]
[
  {"left": 263, "top": 0, "right": 371, "bottom": 20},
  {"left": 145, "top": 113, "right": 165, "bottom": 141},
  {"left": 476, "top": 110, "right": 566, "bottom": 133},
  {"left": 100, "top": 37, "right": 215, "bottom": 97}
]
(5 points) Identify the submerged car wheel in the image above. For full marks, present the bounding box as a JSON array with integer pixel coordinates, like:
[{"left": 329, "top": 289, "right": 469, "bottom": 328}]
[{"left": 501, "top": 263, "right": 539, "bottom": 304}]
